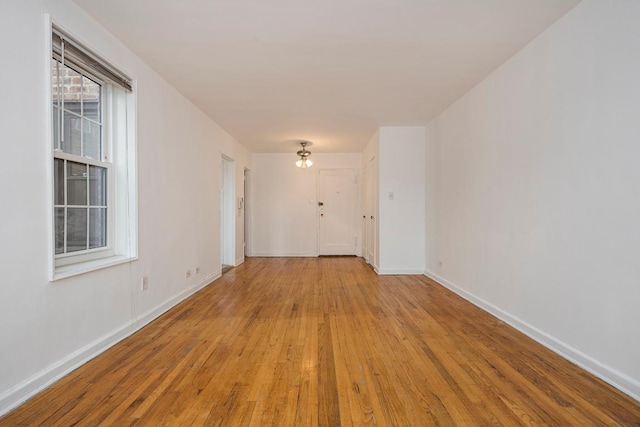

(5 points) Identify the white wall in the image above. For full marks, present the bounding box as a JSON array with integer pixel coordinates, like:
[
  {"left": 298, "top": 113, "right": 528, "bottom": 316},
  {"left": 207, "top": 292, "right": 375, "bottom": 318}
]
[
  {"left": 0, "top": 0, "right": 248, "bottom": 414},
  {"left": 378, "top": 127, "right": 426, "bottom": 274},
  {"left": 250, "top": 153, "right": 361, "bottom": 256},
  {"left": 425, "top": 0, "right": 640, "bottom": 399}
]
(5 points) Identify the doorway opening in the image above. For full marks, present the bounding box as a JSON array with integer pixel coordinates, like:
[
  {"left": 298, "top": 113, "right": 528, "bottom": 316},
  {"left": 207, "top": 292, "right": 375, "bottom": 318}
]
[
  {"left": 243, "top": 168, "right": 251, "bottom": 258},
  {"left": 362, "top": 157, "right": 377, "bottom": 267},
  {"left": 220, "top": 155, "right": 235, "bottom": 274}
]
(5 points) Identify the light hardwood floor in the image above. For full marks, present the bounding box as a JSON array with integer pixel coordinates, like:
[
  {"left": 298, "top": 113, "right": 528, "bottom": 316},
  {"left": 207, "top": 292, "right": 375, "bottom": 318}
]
[{"left": 2, "top": 257, "right": 639, "bottom": 426}]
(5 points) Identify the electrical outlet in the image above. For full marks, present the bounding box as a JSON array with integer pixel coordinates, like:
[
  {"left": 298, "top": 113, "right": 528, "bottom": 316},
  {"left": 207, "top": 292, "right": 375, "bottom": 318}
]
[
  {"left": 141, "top": 276, "right": 148, "bottom": 291},
  {"left": 186, "top": 270, "right": 192, "bottom": 278},
  {"left": 195, "top": 267, "right": 200, "bottom": 274}
]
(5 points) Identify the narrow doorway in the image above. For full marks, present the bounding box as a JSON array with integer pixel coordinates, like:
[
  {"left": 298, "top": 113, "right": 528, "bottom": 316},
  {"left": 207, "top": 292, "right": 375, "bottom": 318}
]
[
  {"left": 363, "top": 158, "right": 376, "bottom": 266},
  {"left": 243, "top": 168, "right": 251, "bottom": 258},
  {"left": 220, "top": 155, "right": 235, "bottom": 273}
]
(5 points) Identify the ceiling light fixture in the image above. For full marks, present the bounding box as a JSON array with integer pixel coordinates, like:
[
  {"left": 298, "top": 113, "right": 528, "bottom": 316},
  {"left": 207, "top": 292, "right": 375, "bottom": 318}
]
[{"left": 295, "top": 141, "right": 313, "bottom": 168}]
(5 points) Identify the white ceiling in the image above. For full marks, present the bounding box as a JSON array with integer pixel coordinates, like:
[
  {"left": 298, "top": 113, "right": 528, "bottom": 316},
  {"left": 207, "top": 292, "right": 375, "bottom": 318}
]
[{"left": 73, "top": 0, "right": 580, "bottom": 153}]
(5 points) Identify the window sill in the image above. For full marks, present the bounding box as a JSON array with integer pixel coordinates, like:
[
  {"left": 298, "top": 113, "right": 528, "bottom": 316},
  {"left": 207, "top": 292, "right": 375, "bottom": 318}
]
[{"left": 52, "top": 254, "right": 137, "bottom": 281}]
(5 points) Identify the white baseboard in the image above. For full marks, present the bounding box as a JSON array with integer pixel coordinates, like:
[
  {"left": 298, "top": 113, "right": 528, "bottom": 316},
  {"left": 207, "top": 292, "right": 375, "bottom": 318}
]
[
  {"left": 423, "top": 269, "right": 640, "bottom": 402},
  {"left": 234, "top": 257, "right": 245, "bottom": 267},
  {"left": 377, "top": 268, "right": 425, "bottom": 275},
  {"left": 0, "top": 271, "right": 221, "bottom": 417},
  {"left": 250, "top": 252, "right": 318, "bottom": 257}
]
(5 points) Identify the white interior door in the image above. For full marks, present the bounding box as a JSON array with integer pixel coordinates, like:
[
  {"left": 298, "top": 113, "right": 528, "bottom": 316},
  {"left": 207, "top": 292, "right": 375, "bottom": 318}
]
[{"left": 318, "top": 169, "right": 358, "bottom": 255}]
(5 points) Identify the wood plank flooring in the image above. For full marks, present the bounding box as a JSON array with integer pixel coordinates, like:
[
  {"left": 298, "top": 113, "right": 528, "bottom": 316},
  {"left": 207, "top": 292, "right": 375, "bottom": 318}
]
[{"left": 2, "top": 257, "right": 639, "bottom": 426}]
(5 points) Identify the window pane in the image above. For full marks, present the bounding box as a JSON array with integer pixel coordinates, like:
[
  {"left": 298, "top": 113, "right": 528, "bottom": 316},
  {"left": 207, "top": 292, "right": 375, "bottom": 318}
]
[
  {"left": 89, "top": 165, "right": 107, "bottom": 206},
  {"left": 67, "top": 207, "right": 87, "bottom": 253},
  {"left": 67, "top": 161, "right": 87, "bottom": 206},
  {"left": 55, "top": 207, "right": 65, "bottom": 255},
  {"left": 62, "top": 65, "right": 82, "bottom": 114},
  {"left": 62, "top": 111, "right": 82, "bottom": 156},
  {"left": 54, "top": 158, "right": 65, "bottom": 205},
  {"left": 83, "top": 119, "right": 101, "bottom": 160},
  {"left": 89, "top": 208, "right": 107, "bottom": 249},
  {"left": 82, "top": 76, "right": 101, "bottom": 122}
]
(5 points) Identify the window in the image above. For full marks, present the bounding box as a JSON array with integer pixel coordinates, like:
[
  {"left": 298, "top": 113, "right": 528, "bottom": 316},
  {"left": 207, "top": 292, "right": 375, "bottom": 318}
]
[
  {"left": 52, "top": 59, "right": 108, "bottom": 258},
  {"left": 51, "top": 24, "right": 136, "bottom": 278}
]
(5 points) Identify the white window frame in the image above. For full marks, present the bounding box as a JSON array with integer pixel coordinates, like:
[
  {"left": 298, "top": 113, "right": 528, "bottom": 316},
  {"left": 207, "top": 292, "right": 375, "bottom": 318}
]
[{"left": 48, "top": 17, "right": 138, "bottom": 281}]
